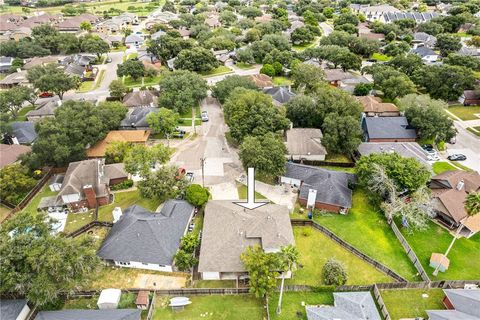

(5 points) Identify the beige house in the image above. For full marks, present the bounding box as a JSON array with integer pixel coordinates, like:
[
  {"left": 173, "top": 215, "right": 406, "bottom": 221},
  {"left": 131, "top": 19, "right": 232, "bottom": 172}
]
[
  {"left": 356, "top": 96, "right": 400, "bottom": 117},
  {"left": 285, "top": 128, "right": 327, "bottom": 161}
]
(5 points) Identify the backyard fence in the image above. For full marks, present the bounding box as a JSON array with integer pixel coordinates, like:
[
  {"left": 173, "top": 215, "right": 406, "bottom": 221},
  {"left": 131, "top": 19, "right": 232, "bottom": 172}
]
[
  {"left": 291, "top": 219, "right": 408, "bottom": 283},
  {"left": 389, "top": 220, "right": 430, "bottom": 282},
  {"left": 65, "top": 220, "right": 113, "bottom": 238},
  {"left": 146, "top": 291, "right": 157, "bottom": 320},
  {"left": 373, "top": 284, "right": 391, "bottom": 320}
]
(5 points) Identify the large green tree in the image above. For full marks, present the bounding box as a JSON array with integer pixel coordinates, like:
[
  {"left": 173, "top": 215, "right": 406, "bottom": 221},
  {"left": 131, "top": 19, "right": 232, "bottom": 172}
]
[
  {"left": 146, "top": 108, "right": 179, "bottom": 138},
  {"left": 223, "top": 88, "right": 290, "bottom": 143},
  {"left": 80, "top": 35, "right": 109, "bottom": 59},
  {"left": 138, "top": 165, "right": 188, "bottom": 200},
  {"left": 239, "top": 133, "right": 287, "bottom": 177},
  {"left": 241, "top": 245, "right": 281, "bottom": 298},
  {"left": 0, "top": 86, "right": 36, "bottom": 118},
  {"left": 212, "top": 75, "right": 257, "bottom": 104},
  {"left": 158, "top": 70, "right": 208, "bottom": 114},
  {"left": 435, "top": 34, "right": 462, "bottom": 56},
  {"left": 174, "top": 46, "right": 218, "bottom": 72},
  {"left": 290, "top": 63, "right": 325, "bottom": 92},
  {"left": 465, "top": 192, "right": 480, "bottom": 216},
  {"left": 27, "top": 64, "right": 80, "bottom": 100},
  {"left": 0, "top": 164, "right": 36, "bottom": 205},
  {"left": 0, "top": 211, "right": 99, "bottom": 306},
  {"left": 116, "top": 59, "right": 145, "bottom": 80},
  {"left": 322, "top": 114, "right": 362, "bottom": 155},
  {"left": 365, "top": 64, "right": 416, "bottom": 100},
  {"left": 123, "top": 144, "right": 171, "bottom": 177}
]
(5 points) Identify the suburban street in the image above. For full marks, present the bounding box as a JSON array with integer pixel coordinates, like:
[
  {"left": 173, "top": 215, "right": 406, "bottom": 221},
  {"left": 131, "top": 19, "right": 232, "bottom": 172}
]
[{"left": 445, "top": 122, "right": 480, "bottom": 172}]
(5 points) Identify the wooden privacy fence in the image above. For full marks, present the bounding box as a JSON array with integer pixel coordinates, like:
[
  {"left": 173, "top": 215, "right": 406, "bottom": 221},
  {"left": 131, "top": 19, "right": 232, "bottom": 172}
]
[
  {"left": 146, "top": 292, "right": 156, "bottom": 320},
  {"left": 65, "top": 220, "right": 113, "bottom": 238},
  {"left": 291, "top": 219, "right": 408, "bottom": 283},
  {"left": 389, "top": 220, "right": 430, "bottom": 282},
  {"left": 373, "top": 284, "right": 391, "bottom": 320}
]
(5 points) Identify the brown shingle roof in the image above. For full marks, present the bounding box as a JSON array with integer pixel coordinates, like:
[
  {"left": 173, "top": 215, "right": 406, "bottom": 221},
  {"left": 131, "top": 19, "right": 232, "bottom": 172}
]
[
  {"left": 285, "top": 128, "right": 327, "bottom": 157},
  {"left": 86, "top": 130, "right": 150, "bottom": 158},
  {"left": 356, "top": 96, "right": 399, "bottom": 114},
  {"left": 0, "top": 144, "right": 31, "bottom": 169},
  {"left": 246, "top": 74, "right": 273, "bottom": 88},
  {"left": 123, "top": 90, "right": 158, "bottom": 108}
]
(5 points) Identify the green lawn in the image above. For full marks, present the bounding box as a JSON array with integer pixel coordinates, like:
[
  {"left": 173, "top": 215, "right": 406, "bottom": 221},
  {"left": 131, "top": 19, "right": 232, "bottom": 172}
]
[
  {"left": 288, "top": 227, "right": 393, "bottom": 286},
  {"left": 447, "top": 105, "right": 480, "bottom": 120},
  {"left": 97, "top": 189, "right": 162, "bottom": 222},
  {"left": 93, "top": 70, "right": 106, "bottom": 90},
  {"left": 381, "top": 289, "right": 445, "bottom": 320},
  {"left": 16, "top": 106, "right": 35, "bottom": 121},
  {"left": 432, "top": 161, "right": 458, "bottom": 174},
  {"left": 371, "top": 52, "right": 392, "bottom": 61},
  {"left": 153, "top": 295, "right": 264, "bottom": 320},
  {"left": 272, "top": 76, "right": 292, "bottom": 86},
  {"left": 237, "top": 183, "right": 267, "bottom": 200},
  {"left": 77, "top": 80, "right": 95, "bottom": 93},
  {"left": 193, "top": 280, "right": 236, "bottom": 288},
  {"left": 269, "top": 291, "right": 334, "bottom": 320},
  {"left": 467, "top": 126, "right": 480, "bottom": 137},
  {"left": 63, "top": 292, "right": 138, "bottom": 310},
  {"left": 64, "top": 211, "right": 95, "bottom": 234},
  {"left": 400, "top": 221, "right": 480, "bottom": 280},
  {"left": 311, "top": 189, "right": 420, "bottom": 281},
  {"left": 316, "top": 165, "right": 355, "bottom": 173},
  {"left": 324, "top": 153, "right": 353, "bottom": 164},
  {"left": 292, "top": 41, "right": 316, "bottom": 52},
  {"left": 200, "top": 66, "right": 232, "bottom": 77},
  {"left": 21, "top": 184, "right": 58, "bottom": 214},
  {"left": 235, "top": 62, "right": 254, "bottom": 70},
  {"left": 126, "top": 53, "right": 138, "bottom": 60},
  {"left": 124, "top": 75, "right": 162, "bottom": 88}
]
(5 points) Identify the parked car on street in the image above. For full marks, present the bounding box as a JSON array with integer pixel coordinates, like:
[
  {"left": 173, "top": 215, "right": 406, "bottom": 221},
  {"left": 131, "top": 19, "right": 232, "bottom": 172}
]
[
  {"left": 39, "top": 92, "right": 54, "bottom": 98},
  {"left": 448, "top": 154, "right": 467, "bottom": 161},
  {"left": 422, "top": 144, "right": 434, "bottom": 151},
  {"left": 201, "top": 111, "right": 209, "bottom": 122}
]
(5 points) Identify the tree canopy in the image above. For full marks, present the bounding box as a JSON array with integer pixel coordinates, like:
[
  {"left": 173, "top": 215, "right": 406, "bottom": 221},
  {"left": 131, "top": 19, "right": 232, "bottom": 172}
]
[
  {"left": 27, "top": 64, "right": 80, "bottom": 100},
  {"left": 146, "top": 108, "right": 179, "bottom": 137},
  {"left": 0, "top": 164, "right": 37, "bottom": 205},
  {"left": 212, "top": 75, "right": 258, "bottom": 104},
  {"left": 174, "top": 47, "right": 219, "bottom": 72},
  {"left": 239, "top": 133, "right": 287, "bottom": 177}
]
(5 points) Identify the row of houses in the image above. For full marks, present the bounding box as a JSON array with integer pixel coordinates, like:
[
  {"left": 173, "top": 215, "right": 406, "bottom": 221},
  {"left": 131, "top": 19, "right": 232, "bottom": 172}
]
[{"left": 350, "top": 4, "right": 439, "bottom": 23}]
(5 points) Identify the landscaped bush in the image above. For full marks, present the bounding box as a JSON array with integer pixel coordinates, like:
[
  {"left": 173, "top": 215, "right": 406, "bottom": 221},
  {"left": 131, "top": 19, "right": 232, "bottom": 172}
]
[
  {"left": 185, "top": 184, "right": 209, "bottom": 206},
  {"left": 110, "top": 179, "right": 134, "bottom": 191},
  {"left": 322, "top": 258, "right": 348, "bottom": 286}
]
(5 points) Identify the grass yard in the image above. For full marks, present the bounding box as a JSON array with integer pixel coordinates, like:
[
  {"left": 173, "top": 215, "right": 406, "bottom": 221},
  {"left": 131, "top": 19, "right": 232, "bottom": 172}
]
[
  {"left": 324, "top": 153, "right": 353, "bottom": 164},
  {"left": 467, "top": 126, "right": 480, "bottom": 137},
  {"left": 292, "top": 41, "right": 317, "bottom": 52},
  {"left": 124, "top": 75, "right": 162, "bottom": 88},
  {"left": 64, "top": 211, "right": 95, "bottom": 234},
  {"left": 63, "top": 292, "right": 138, "bottom": 310},
  {"left": 288, "top": 227, "right": 393, "bottom": 286},
  {"left": 0, "top": 205, "right": 11, "bottom": 222},
  {"left": 77, "top": 80, "right": 95, "bottom": 93},
  {"left": 153, "top": 295, "right": 264, "bottom": 320},
  {"left": 269, "top": 291, "right": 334, "bottom": 320},
  {"left": 371, "top": 52, "right": 392, "bottom": 61},
  {"left": 381, "top": 289, "right": 445, "bottom": 320},
  {"left": 16, "top": 106, "right": 35, "bottom": 121},
  {"left": 93, "top": 69, "right": 106, "bottom": 90},
  {"left": 447, "top": 105, "right": 480, "bottom": 120},
  {"left": 97, "top": 189, "right": 162, "bottom": 222},
  {"left": 312, "top": 189, "right": 420, "bottom": 281},
  {"left": 74, "top": 226, "right": 109, "bottom": 250},
  {"left": 432, "top": 161, "right": 458, "bottom": 174},
  {"left": 400, "top": 221, "right": 480, "bottom": 280},
  {"left": 21, "top": 184, "right": 58, "bottom": 213},
  {"left": 200, "top": 66, "right": 232, "bottom": 77},
  {"left": 272, "top": 76, "right": 292, "bottom": 86},
  {"left": 193, "top": 280, "right": 236, "bottom": 288},
  {"left": 316, "top": 165, "right": 355, "bottom": 173},
  {"left": 235, "top": 62, "right": 255, "bottom": 70},
  {"left": 237, "top": 183, "right": 267, "bottom": 200}
]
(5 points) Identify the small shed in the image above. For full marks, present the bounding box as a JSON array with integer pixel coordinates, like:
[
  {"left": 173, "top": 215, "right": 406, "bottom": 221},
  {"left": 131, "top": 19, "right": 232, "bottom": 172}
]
[
  {"left": 49, "top": 174, "right": 64, "bottom": 192},
  {"left": 135, "top": 291, "right": 149, "bottom": 310},
  {"left": 97, "top": 289, "right": 122, "bottom": 309},
  {"left": 430, "top": 253, "right": 450, "bottom": 273}
]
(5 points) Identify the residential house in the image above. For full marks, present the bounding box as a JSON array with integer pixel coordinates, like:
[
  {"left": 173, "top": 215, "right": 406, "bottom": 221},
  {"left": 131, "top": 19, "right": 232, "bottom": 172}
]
[
  {"left": 60, "top": 54, "right": 97, "bottom": 79},
  {"left": 357, "top": 142, "right": 429, "bottom": 166},
  {"left": 280, "top": 163, "right": 356, "bottom": 213},
  {"left": 198, "top": 200, "right": 295, "bottom": 280},
  {"left": 0, "top": 144, "right": 31, "bottom": 169},
  {"left": 95, "top": 33, "right": 123, "bottom": 47},
  {"left": 285, "top": 128, "right": 327, "bottom": 162},
  {"left": 119, "top": 107, "right": 159, "bottom": 130},
  {"left": 411, "top": 46, "right": 439, "bottom": 63},
  {"left": 358, "top": 23, "right": 385, "bottom": 41},
  {"left": 123, "top": 90, "right": 158, "bottom": 108},
  {"left": 205, "top": 15, "right": 221, "bottom": 28},
  {"left": 356, "top": 96, "right": 400, "bottom": 117},
  {"left": 51, "top": 159, "right": 128, "bottom": 211},
  {"left": 349, "top": 4, "right": 400, "bottom": 22},
  {"left": 427, "top": 289, "right": 480, "bottom": 320},
  {"left": 26, "top": 98, "right": 61, "bottom": 121},
  {"left": 2, "top": 27, "right": 32, "bottom": 42},
  {"left": 125, "top": 34, "right": 144, "bottom": 48},
  {"left": 381, "top": 12, "right": 439, "bottom": 24},
  {"left": 255, "top": 14, "right": 272, "bottom": 23},
  {"left": 0, "top": 70, "right": 28, "bottom": 89},
  {"left": 0, "top": 299, "right": 30, "bottom": 320},
  {"left": 306, "top": 291, "right": 381, "bottom": 320},
  {"left": 35, "top": 309, "right": 141, "bottom": 320},
  {"left": 412, "top": 32, "right": 437, "bottom": 48},
  {"left": 323, "top": 69, "right": 351, "bottom": 87},
  {"left": 458, "top": 46, "right": 480, "bottom": 57},
  {"left": 86, "top": 130, "right": 150, "bottom": 158},
  {"left": 362, "top": 116, "right": 417, "bottom": 142},
  {"left": 459, "top": 90, "right": 480, "bottom": 106},
  {"left": 95, "top": 20, "right": 123, "bottom": 34},
  {"left": 23, "top": 56, "right": 62, "bottom": 70},
  {"left": 10, "top": 122, "right": 37, "bottom": 145},
  {"left": 56, "top": 14, "right": 101, "bottom": 32},
  {"left": 213, "top": 49, "right": 234, "bottom": 65},
  {"left": 144, "top": 11, "right": 178, "bottom": 29},
  {"left": 430, "top": 170, "right": 480, "bottom": 238},
  {"left": 151, "top": 30, "right": 166, "bottom": 40},
  {"left": 0, "top": 56, "right": 13, "bottom": 72},
  {"left": 264, "top": 86, "right": 295, "bottom": 106},
  {"left": 97, "top": 200, "right": 195, "bottom": 272},
  {"left": 178, "top": 28, "right": 191, "bottom": 39},
  {"left": 246, "top": 74, "right": 274, "bottom": 89}
]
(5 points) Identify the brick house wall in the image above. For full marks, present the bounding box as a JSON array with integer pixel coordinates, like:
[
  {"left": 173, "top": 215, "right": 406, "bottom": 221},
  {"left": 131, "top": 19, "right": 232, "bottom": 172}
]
[
  {"left": 109, "top": 177, "right": 128, "bottom": 186},
  {"left": 298, "top": 198, "right": 346, "bottom": 213}
]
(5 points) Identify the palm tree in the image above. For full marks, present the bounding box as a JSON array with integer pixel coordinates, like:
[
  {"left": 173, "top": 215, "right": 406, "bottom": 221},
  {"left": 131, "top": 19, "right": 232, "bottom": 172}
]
[
  {"left": 276, "top": 245, "right": 299, "bottom": 314},
  {"left": 465, "top": 192, "right": 480, "bottom": 216}
]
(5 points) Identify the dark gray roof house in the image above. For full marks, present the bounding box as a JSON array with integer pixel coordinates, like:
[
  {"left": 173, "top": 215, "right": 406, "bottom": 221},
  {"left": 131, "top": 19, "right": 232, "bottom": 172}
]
[
  {"left": 97, "top": 200, "right": 195, "bottom": 268},
  {"left": 282, "top": 163, "right": 356, "bottom": 212},
  {"left": 264, "top": 87, "right": 296, "bottom": 105},
  {"left": 362, "top": 116, "right": 417, "bottom": 142},
  {"left": 26, "top": 98, "right": 61, "bottom": 121},
  {"left": 35, "top": 309, "right": 141, "bottom": 320},
  {"left": 0, "top": 56, "right": 13, "bottom": 72},
  {"left": 382, "top": 11, "right": 438, "bottom": 23},
  {"left": 411, "top": 46, "right": 438, "bottom": 59},
  {"left": 306, "top": 291, "right": 381, "bottom": 320},
  {"left": 413, "top": 32, "right": 437, "bottom": 48},
  {"left": 10, "top": 121, "right": 37, "bottom": 144},
  {"left": 0, "top": 299, "right": 30, "bottom": 320},
  {"left": 119, "top": 107, "right": 159, "bottom": 130},
  {"left": 427, "top": 289, "right": 480, "bottom": 320}
]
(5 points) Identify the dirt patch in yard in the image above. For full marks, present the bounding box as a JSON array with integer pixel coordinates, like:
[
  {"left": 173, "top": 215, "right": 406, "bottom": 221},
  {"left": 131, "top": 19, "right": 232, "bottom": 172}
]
[{"left": 133, "top": 273, "right": 187, "bottom": 289}]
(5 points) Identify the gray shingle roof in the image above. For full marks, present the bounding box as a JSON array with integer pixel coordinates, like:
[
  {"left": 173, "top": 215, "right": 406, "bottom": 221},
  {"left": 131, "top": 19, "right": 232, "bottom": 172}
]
[
  {"left": 357, "top": 142, "right": 429, "bottom": 165},
  {"left": 306, "top": 292, "right": 381, "bottom": 320},
  {"left": 411, "top": 46, "right": 437, "bottom": 58},
  {"left": 120, "top": 107, "right": 159, "bottom": 129},
  {"left": 264, "top": 87, "right": 296, "bottom": 104},
  {"left": 444, "top": 289, "right": 480, "bottom": 317},
  {"left": 97, "top": 200, "right": 195, "bottom": 265},
  {"left": 11, "top": 121, "right": 37, "bottom": 144},
  {"left": 122, "top": 91, "right": 158, "bottom": 108},
  {"left": 0, "top": 299, "right": 28, "bottom": 320},
  {"left": 285, "top": 128, "right": 327, "bottom": 157},
  {"left": 284, "top": 163, "right": 356, "bottom": 208},
  {"left": 362, "top": 116, "right": 417, "bottom": 140},
  {"left": 35, "top": 309, "right": 141, "bottom": 320}
]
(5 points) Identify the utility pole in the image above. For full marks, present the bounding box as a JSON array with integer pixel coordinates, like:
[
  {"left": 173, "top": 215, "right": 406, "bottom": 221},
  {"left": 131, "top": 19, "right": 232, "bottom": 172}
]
[{"left": 200, "top": 157, "right": 206, "bottom": 187}]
